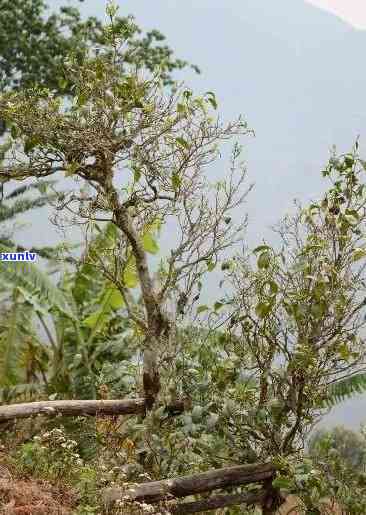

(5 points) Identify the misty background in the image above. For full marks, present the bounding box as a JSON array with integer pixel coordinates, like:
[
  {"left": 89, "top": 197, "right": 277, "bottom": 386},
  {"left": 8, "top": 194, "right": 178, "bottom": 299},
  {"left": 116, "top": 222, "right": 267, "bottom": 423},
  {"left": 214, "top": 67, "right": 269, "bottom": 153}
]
[{"left": 16, "top": 0, "right": 366, "bottom": 429}]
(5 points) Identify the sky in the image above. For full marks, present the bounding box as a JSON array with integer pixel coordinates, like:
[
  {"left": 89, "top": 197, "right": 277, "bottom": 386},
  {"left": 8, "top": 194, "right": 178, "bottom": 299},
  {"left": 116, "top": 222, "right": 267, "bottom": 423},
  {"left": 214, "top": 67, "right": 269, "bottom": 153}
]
[
  {"left": 307, "top": 0, "right": 366, "bottom": 29},
  {"left": 57, "top": 0, "right": 366, "bottom": 30}
]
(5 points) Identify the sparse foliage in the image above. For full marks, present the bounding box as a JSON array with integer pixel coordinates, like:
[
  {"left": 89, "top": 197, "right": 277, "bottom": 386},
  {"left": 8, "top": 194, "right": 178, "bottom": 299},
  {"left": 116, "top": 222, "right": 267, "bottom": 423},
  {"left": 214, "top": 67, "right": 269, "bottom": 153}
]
[{"left": 0, "top": 16, "right": 251, "bottom": 412}]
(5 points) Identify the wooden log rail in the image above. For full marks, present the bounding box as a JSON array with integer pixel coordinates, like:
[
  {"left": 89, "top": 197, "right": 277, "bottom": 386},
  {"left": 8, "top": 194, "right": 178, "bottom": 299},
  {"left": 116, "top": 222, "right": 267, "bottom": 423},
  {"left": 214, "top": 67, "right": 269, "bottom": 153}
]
[
  {"left": 103, "top": 463, "right": 276, "bottom": 513},
  {"left": 0, "top": 398, "right": 187, "bottom": 422}
]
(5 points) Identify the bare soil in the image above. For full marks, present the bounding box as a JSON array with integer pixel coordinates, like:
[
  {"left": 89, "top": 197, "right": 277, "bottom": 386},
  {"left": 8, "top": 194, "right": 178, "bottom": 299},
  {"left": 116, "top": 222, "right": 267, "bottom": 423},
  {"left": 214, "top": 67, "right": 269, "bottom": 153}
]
[{"left": 0, "top": 461, "right": 76, "bottom": 515}]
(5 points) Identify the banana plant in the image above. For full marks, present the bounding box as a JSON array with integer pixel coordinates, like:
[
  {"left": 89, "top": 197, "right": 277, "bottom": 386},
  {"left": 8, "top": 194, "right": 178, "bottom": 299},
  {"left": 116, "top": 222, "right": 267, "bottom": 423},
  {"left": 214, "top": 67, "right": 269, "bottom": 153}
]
[
  {"left": 0, "top": 245, "right": 76, "bottom": 401},
  {"left": 324, "top": 373, "right": 366, "bottom": 407},
  {"left": 0, "top": 207, "right": 163, "bottom": 401},
  {"left": 45, "top": 217, "right": 162, "bottom": 399}
]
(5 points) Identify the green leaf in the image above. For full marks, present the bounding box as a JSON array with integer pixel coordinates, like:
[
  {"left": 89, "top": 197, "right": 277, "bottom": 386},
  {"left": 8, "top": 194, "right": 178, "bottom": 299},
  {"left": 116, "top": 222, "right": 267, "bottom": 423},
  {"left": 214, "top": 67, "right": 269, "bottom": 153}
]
[
  {"left": 16, "top": 285, "right": 48, "bottom": 316},
  {"left": 324, "top": 373, "right": 366, "bottom": 407},
  {"left": 140, "top": 217, "right": 162, "bottom": 255},
  {"left": 123, "top": 258, "right": 139, "bottom": 288},
  {"left": 338, "top": 343, "right": 351, "bottom": 361},
  {"left": 0, "top": 291, "right": 31, "bottom": 387},
  {"left": 72, "top": 223, "right": 119, "bottom": 304},
  {"left": 352, "top": 248, "right": 366, "bottom": 262},
  {"left": 205, "top": 91, "right": 218, "bottom": 109},
  {"left": 191, "top": 405, "right": 203, "bottom": 422},
  {"left": 133, "top": 168, "right": 141, "bottom": 182},
  {"left": 253, "top": 245, "right": 271, "bottom": 254},
  {"left": 65, "top": 161, "right": 80, "bottom": 177},
  {"left": 255, "top": 301, "right": 272, "bottom": 319},
  {"left": 310, "top": 301, "right": 326, "bottom": 318},
  {"left": 0, "top": 248, "right": 76, "bottom": 320},
  {"left": 82, "top": 283, "right": 124, "bottom": 332},
  {"left": 175, "top": 137, "right": 190, "bottom": 149},
  {"left": 108, "top": 287, "right": 124, "bottom": 310},
  {"left": 106, "top": 0, "right": 119, "bottom": 17},
  {"left": 142, "top": 233, "right": 159, "bottom": 254},
  {"left": 272, "top": 476, "right": 292, "bottom": 490},
  {"left": 257, "top": 252, "right": 270, "bottom": 269},
  {"left": 345, "top": 208, "right": 359, "bottom": 220},
  {"left": 206, "top": 260, "right": 216, "bottom": 272},
  {"left": 82, "top": 310, "right": 103, "bottom": 329},
  {"left": 261, "top": 280, "right": 278, "bottom": 296},
  {"left": 344, "top": 155, "right": 354, "bottom": 168},
  {"left": 171, "top": 173, "right": 181, "bottom": 191},
  {"left": 344, "top": 214, "right": 358, "bottom": 226},
  {"left": 308, "top": 203, "right": 320, "bottom": 213},
  {"left": 58, "top": 78, "right": 68, "bottom": 91},
  {"left": 268, "top": 280, "right": 278, "bottom": 295},
  {"left": 194, "top": 97, "right": 207, "bottom": 112},
  {"left": 10, "top": 125, "right": 17, "bottom": 139},
  {"left": 24, "top": 137, "right": 39, "bottom": 154},
  {"left": 182, "top": 90, "right": 192, "bottom": 101},
  {"left": 197, "top": 305, "right": 208, "bottom": 314},
  {"left": 303, "top": 244, "right": 323, "bottom": 254},
  {"left": 76, "top": 92, "right": 88, "bottom": 107},
  {"left": 177, "top": 103, "right": 187, "bottom": 115},
  {"left": 221, "top": 261, "right": 231, "bottom": 271},
  {"left": 214, "top": 301, "right": 224, "bottom": 312}
]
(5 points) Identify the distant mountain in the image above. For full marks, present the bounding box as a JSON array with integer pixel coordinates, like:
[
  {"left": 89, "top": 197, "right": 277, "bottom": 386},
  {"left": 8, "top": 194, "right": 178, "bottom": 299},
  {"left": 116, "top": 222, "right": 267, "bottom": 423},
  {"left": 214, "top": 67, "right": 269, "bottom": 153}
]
[
  {"left": 47, "top": 0, "right": 366, "bottom": 245},
  {"left": 103, "top": 0, "right": 366, "bottom": 243}
]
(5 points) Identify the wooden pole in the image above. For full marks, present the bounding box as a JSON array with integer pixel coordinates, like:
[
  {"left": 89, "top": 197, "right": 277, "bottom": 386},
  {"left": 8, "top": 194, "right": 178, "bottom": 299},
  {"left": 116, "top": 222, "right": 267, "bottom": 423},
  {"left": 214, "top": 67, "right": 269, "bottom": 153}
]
[
  {"left": 104, "top": 463, "right": 275, "bottom": 505},
  {"left": 0, "top": 398, "right": 187, "bottom": 422}
]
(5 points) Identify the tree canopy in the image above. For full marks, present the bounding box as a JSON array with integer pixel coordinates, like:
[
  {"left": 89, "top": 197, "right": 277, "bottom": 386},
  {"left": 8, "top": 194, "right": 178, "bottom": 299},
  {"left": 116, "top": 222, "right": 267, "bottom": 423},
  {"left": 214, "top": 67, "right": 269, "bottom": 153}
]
[{"left": 0, "top": 0, "right": 199, "bottom": 93}]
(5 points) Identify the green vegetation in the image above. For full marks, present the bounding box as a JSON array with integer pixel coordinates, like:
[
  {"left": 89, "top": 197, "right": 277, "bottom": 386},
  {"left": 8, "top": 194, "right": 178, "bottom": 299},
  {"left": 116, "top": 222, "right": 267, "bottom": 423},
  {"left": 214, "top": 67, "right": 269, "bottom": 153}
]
[{"left": 0, "top": 1, "right": 365, "bottom": 514}]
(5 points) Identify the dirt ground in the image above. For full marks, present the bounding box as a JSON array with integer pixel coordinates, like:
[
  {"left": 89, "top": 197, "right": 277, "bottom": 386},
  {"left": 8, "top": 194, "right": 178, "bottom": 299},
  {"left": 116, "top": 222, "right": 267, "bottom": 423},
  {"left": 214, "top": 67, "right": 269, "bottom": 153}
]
[
  {"left": 277, "top": 495, "right": 342, "bottom": 515},
  {"left": 0, "top": 462, "right": 76, "bottom": 515}
]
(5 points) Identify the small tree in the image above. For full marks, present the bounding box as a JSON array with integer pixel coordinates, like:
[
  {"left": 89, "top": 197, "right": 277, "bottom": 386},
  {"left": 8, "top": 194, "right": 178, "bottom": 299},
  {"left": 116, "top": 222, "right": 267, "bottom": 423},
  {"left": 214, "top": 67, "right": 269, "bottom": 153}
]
[
  {"left": 203, "top": 144, "right": 366, "bottom": 510},
  {"left": 0, "top": 12, "right": 251, "bottom": 411}
]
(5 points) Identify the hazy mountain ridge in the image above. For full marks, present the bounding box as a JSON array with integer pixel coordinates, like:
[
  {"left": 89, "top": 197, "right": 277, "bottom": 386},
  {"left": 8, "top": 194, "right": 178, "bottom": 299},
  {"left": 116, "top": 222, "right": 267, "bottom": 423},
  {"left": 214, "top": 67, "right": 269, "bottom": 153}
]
[{"left": 44, "top": 1, "right": 366, "bottom": 241}]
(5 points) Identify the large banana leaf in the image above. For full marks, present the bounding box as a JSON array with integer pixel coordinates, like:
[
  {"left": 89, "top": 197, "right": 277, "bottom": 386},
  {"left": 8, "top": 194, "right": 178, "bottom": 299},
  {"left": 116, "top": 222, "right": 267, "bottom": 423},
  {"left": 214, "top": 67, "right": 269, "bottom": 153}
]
[
  {"left": 324, "top": 373, "right": 366, "bottom": 407},
  {"left": 72, "top": 223, "right": 118, "bottom": 306},
  {"left": 0, "top": 244, "right": 76, "bottom": 320},
  {"left": 0, "top": 294, "right": 35, "bottom": 386}
]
